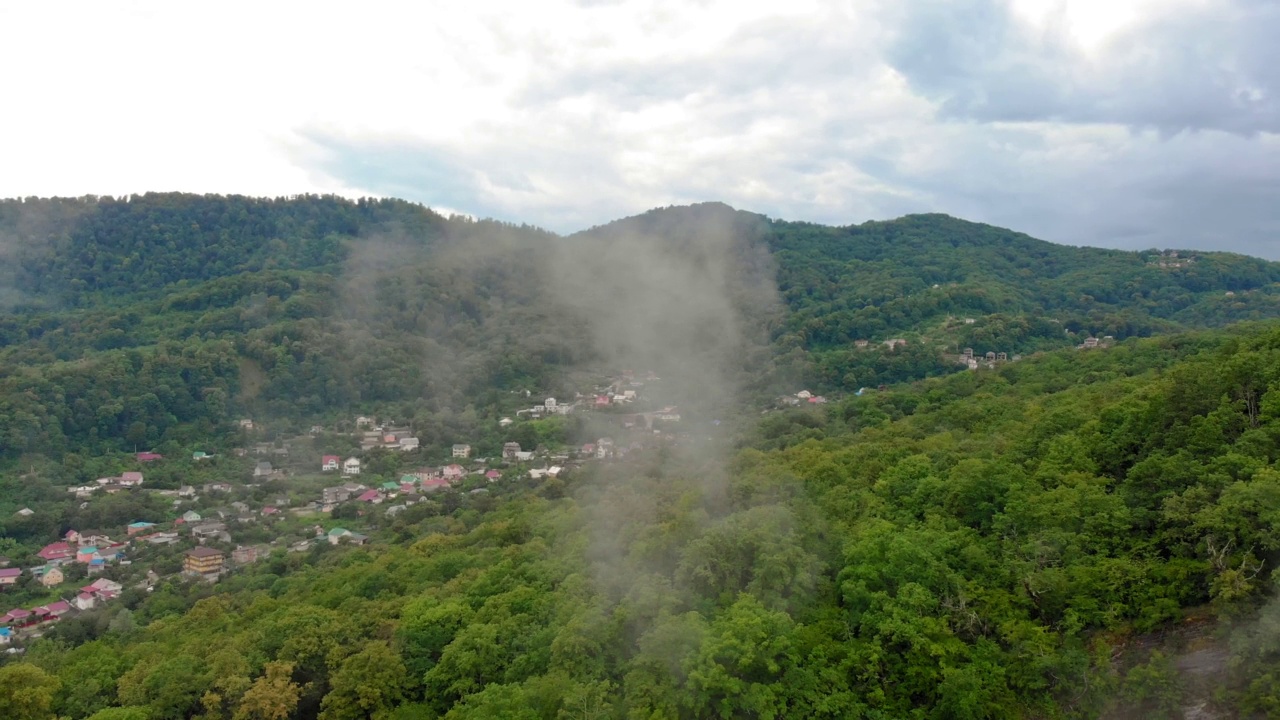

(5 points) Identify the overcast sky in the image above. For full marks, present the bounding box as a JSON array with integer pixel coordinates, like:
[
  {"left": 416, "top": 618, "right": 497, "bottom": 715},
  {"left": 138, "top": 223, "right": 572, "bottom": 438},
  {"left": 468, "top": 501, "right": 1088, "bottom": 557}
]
[{"left": 2, "top": 0, "right": 1277, "bottom": 257}]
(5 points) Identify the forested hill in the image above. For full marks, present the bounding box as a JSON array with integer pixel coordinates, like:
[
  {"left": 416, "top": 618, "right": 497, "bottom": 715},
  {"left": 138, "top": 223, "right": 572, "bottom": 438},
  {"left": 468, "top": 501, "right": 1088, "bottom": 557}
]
[{"left": 0, "top": 193, "right": 1278, "bottom": 459}]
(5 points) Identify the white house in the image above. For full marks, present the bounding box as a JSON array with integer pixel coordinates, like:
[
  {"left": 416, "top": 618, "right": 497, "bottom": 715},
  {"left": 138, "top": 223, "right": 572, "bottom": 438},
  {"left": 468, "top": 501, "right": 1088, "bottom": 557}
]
[
  {"left": 399, "top": 437, "right": 421, "bottom": 451},
  {"left": 451, "top": 444, "right": 471, "bottom": 459},
  {"left": 343, "top": 457, "right": 362, "bottom": 476}
]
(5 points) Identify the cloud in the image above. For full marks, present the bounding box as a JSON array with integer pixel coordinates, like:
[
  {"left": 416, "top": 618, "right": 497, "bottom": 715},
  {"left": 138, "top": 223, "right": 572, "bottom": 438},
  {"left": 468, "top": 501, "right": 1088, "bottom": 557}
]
[
  {"left": 2, "top": 0, "right": 1278, "bottom": 258},
  {"left": 886, "top": 0, "right": 1280, "bottom": 135}
]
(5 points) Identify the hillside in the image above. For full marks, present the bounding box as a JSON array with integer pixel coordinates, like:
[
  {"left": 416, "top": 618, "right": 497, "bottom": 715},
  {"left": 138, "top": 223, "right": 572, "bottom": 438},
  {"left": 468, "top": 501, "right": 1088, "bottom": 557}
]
[
  {"left": 2, "top": 194, "right": 1280, "bottom": 718},
  {"left": 0, "top": 194, "right": 1278, "bottom": 463},
  {"left": 4, "top": 323, "right": 1280, "bottom": 718}
]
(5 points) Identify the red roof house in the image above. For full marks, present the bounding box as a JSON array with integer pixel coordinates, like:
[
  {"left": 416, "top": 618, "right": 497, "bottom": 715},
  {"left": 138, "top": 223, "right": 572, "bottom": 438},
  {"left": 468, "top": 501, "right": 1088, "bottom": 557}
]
[
  {"left": 37, "top": 542, "right": 74, "bottom": 562},
  {"left": 136, "top": 452, "right": 164, "bottom": 462},
  {"left": 322, "top": 455, "right": 341, "bottom": 471},
  {"left": 421, "top": 477, "right": 451, "bottom": 492},
  {"left": 357, "top": 489, "right": 382, "bottom": 503}
]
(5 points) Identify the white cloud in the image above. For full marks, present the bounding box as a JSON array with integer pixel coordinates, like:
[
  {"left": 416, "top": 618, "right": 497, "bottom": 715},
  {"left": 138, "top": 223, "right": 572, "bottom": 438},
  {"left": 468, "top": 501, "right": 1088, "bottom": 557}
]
[{"left": 1, "top": 0, "right": 1277, "bottom": 258}]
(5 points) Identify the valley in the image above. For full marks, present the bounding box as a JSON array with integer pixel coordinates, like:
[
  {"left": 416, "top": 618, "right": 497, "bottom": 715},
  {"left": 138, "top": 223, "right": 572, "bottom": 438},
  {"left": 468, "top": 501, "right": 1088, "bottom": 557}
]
[{"left": 0, "top": 194, "right": 1279, "bottom": 719}]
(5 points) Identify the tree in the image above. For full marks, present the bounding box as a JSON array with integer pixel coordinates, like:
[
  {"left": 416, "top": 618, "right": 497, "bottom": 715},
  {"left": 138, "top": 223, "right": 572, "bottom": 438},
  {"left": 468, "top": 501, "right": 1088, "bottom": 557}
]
[
  {"left": 0, "top": 663, "right": 60, "bottom": 720},
  {"left": 319, "top": 642, "right": 408, "bottom": 720},
  {"left": 234, "top": 662, "right": 301, "bottom": 720}
]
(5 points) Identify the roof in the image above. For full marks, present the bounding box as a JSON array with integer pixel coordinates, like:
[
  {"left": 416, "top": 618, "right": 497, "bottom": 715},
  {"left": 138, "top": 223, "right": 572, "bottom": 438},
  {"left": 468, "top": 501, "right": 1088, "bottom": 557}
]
[
  {"left": 38, "top": 542, "right": 73, "bottom": 559},
  {"left": 357, "top": 489, "right": 381, "bottom": 501},
  {"left": 328, "top": 527, "right": 349, "bottom": 536},
  {"left": 77, "top": 593, "right": 94, "bottom": 601},
  {"left": 43, "top": 601, "right": 70, "bottom": 613},
  {"left": 185, "top": 546, "right": 224, "bottom": 558},
  {"left": 121, "top": 471, "right": 144, "bottom": 481},
  {"left": 136, "top": 452, "right": 163, "bottom": 461},
  {"left": 323, "top": 455, "right": 340, "bottom": 462},
  {"left": 128, "top": 521, "right": 155, "bottom": 528},
  {"left": 0, "top": 569, "right": 20, "bottom": 579}
]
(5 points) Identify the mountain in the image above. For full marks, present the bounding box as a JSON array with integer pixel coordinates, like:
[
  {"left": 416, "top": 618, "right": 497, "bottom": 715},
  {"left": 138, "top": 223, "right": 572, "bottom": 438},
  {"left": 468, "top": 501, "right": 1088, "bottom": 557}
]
[
  {"left": 0, "top": 193, "right": 1278, "bottom": 461},
  {"left": 2, "top": 193, "right": 1280, "bottom": 719},
  {"left": 7, "top": 321, "right": 1280, "bottom": 719}
]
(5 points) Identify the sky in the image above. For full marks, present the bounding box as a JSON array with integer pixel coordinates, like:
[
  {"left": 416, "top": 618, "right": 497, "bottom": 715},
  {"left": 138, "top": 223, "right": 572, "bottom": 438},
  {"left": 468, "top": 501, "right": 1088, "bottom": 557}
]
[{"left": 2, "top": 0, "right": 1278, "bottom": 257}]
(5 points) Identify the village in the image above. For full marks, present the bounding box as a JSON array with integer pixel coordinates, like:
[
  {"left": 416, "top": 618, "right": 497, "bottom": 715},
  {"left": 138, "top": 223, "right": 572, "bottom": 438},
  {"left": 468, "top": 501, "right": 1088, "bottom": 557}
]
[{"left": 0, "top": 370, "right": 683, "bottom": 649}]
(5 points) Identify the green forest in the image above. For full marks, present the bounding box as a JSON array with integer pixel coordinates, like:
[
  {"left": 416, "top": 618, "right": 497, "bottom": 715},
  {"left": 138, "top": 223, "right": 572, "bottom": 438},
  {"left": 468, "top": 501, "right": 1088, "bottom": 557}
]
[{"left": 2, "top": 194, "right": 1280, "bottom": 719}]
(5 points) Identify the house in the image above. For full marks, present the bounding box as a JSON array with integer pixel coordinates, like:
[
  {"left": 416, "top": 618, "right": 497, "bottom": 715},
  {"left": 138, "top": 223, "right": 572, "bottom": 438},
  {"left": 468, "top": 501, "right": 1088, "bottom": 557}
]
[
  {"left": 182, "top": 510, "right": 203, "bottom": 523},
  {"left": 85, "top": 578, "right": 123, "bottom": 595},
  {"left": 136, "top": 452, "right": 163, "bottom": 462},
  {"left": 192, "top": 522, "right": 228, "bottom": 540},
  {"left": 421, "top": 477, "right": 451, "bottom": 492},
  {"left": 796, "top": 390, "right": 812, "bottom": 399},
  {"left": 254, "top": 461, "right": 273, "bottom": 478},
  {"left": 451, "top": 444, "right": 471, "bottom": 459},
  {"left": 357, "top": 489, "right": 382, "bottom": 503},
  {"left": 230, "top": 501, "right": 251, "bottom": 514},
  {"left": 343, "top": 457, "right": 361, "bottom": 476},
  {"left": 322, "top": 455, "right": 341, "bottom": 472},
  {"left": 76, "top": 547, "right": 100, "bottom": 564},
  {"left": 240, "top": 419, "right": 254, "bottom": 430},
  {"left": 323, "top": 486, "right": 353, "bottom": 504},
  {"left": 964, "top": 317, "right": 976, "bottom": 324},
  {"left": 514, "top": 451, "right": 535, "bottom": 462},
  {"left": 985, "top": 351, "right": 996, "bottom": 362},
  {"left": 854, "top": 339, "right": 869, "bottom": 348},
  {"left": 232, "top": 546, "right": 259, "bottom": 564},
  {"left": 581, "top": 443, "right": 596, "bottom": 456},
  {"left": 327, "top": 528, "right": 369, "bottom": 546},
  {"left": 596, "top": 438, "right": 614, "bottom": 459},
  {"left": 77, "top": 531, "right": 112, "bottom": 547},
  {"left": 261, "top": 506, "right": 280, "bottom": 517},
  {"left": 119, "top": 472, "right": 144, "bottom": 487},
  {"left": 127, "top": 521, "right": 156, "bottom": 536},
  {"left": 178, "top": 485, "right": 196, "bottom": 498},
  {"left": 485, "top": 469, "right": 502, "bottom": 482},
  {"left": 2, "top": 608, "right": 34, "bottom": 627},
  {"left": 183, "top": 547, "right": 225, "bottom": 576},
  {"left": 204, "top": 482, "right": 232, "bottom": 493},
  {"left": 0, "top": 568, "right": 20, "bottom": 587},
  {"left": 443, "top": 464, "right": 465, "bottom": 481},
  {"left": 192, "top": 451, "right": 211, "bottom": 461},
  {"left": 997, "top": 352, "right": 1008, "bottom": 361},
  {"left": 502, "top": 442, "right": 521, "bottom": 460},
  {"left": 499, "top": 417, "right": 513, "bottom": 427},
  {"left": 355, "top": 416, "right": 374, "bottom": 428},
  {"left": 142, "top": 532, "right": 180, "bottom": 545},
  {"left": 74, "top": 593, "right": 96, "bottom": 611},
  {"left": 37, "top": 542, "right": 74, "bottom": 563},
  {"left": 44, "top": 600, "right": 72, "bottom": 618},
  {"left": 39, "top": 566, "right": 63, "bottom": 587},
  {"left": 1082, "top": 336, "right": 1100, "bottom": 349}
]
